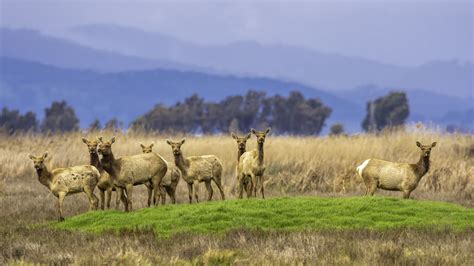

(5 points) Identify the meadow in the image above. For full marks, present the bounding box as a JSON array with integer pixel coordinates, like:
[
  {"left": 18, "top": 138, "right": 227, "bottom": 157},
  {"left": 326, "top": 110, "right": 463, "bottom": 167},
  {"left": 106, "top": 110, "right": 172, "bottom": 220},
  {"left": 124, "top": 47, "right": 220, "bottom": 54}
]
[{"left": 0, "top": 128, "right": 473, "bottom": 264}]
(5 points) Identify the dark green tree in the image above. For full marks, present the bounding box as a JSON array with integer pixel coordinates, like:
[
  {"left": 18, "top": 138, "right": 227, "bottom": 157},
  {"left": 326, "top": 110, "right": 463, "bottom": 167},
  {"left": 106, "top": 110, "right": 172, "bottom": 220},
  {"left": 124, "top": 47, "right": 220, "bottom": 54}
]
[
  {"left": 88, "top": 119, "right": 102, "bottom": 132},
  {"left": 41, "top": 101, "right": 79, "bottom": 133},
  {"left": 130, "top": 90, "right": 332, "bottom": 135},
  {"left": 104, "top": 118, "right": 123, "bottom": 131},
  {"left": 362, "top": 91, "right": 409, "bottom": 132},
  {"left": 0, "top": 107, "right": 38, "bottom": 134},
  {"left": 329, "top": 123, "right": 345, "bottom": 136}
]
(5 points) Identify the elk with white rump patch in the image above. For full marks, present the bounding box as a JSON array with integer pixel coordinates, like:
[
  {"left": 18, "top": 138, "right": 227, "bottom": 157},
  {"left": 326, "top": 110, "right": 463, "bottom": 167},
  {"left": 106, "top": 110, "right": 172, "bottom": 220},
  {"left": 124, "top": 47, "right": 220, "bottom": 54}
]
[{"left": 356, "top": 141, "right": 437, "bottom": 199}]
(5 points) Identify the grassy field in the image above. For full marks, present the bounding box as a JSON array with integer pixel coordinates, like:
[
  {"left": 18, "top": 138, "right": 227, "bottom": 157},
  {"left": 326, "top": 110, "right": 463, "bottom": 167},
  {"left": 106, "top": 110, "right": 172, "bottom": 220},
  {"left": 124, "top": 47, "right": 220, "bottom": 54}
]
[
  {"left": 55, "top": 197, "right": 474, "bottom": 237},
  {"left": 1, "top": 128, "right": 473, "bottom": 264}
]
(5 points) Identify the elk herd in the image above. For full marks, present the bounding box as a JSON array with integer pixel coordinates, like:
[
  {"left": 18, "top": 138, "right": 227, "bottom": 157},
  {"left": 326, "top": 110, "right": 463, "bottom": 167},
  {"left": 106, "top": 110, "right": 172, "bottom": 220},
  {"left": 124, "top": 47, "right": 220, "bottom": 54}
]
[{"left": 28, "top": 127, "right": 437, "bottom": 221}]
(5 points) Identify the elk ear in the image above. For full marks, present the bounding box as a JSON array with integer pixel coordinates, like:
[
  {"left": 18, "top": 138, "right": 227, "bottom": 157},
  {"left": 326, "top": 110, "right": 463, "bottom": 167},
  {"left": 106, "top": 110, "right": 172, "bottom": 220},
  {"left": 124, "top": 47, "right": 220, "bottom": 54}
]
[
  {"left": 246, "top": 132, "right": 251, "bottom": 139},
  {"left": 43, "top": 151, "right": 48, "bottom": 159},
  {"left": 431, "top": 142, "right": 437, "bottom": 148},
  {"left": 166, "top": 139, "right": 172, "bottom": 145},
  {"left": 97, "top": 136, "right": 104, "bottom": 143},
  {"left": 180, "top": 138, "right": 186, "bottom": 145},
  {"left": 231, "top": 132, "right": 237, "bottom": 140},
  {"left": 265, "top": 127, "right": 271, "bottom": 134},
  {"left": 140, "top": 143, "right": 145, "bottom": 149},
  {"left": 251, "top": 128, "right": 256, "bottom": 134},
  {"left": 416, "top": 141, "right": 422, "bottom": 147},
  {"left": 82, "top": 137, "right": 88, "bottom": 144},
  {"left": 28, "top": 154, "right": 35, "bottom": 160},
  {"left": 110, "top": 136, "right": 116, "bottom": 144}
]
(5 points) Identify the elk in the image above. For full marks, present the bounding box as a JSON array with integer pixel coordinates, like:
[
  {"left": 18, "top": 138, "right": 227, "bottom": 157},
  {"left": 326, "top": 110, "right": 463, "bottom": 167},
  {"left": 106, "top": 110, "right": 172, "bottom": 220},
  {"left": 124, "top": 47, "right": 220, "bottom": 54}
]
[
  {"left": 82, "top": 137, "right": 118, "bottom": 210},
  {"left": 237, "top": 128, "right": 271, "bottom": 198},
  {"left": 28, "top": 152, "right": 100, "bottom": 221},
  {"left": 231, "top": 132, "right": 253, "bottom": 198},
  {"left": 140, "top": 143, "right": 181, "bottom": 204},
  {"left": 356, "top": 141, "right": 437, "bottom": 199},
  {"left": 98, "top": 137, "right": 168, "bottom": 211},
  {"left": 166, "top": 138, "right": 225, "bottom": 203}
]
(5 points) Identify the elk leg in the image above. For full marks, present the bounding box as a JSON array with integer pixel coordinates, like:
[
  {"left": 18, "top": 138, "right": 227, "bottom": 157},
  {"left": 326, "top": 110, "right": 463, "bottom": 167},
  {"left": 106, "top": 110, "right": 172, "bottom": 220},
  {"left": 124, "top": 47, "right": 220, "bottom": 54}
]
[
  {"left": 145, "top": 182, "right": 153, "bottom": 207},
  {"left": 187, "top": 183, "right": 193, "bottom": 203},
  {"left": 368, "top": 182, "right": 377, "bottom": 196},
  {"left": 84, "top": 185, "right": 99, "bottom": 211},
  {"left": 250, "top": 174, "right": 257, "bottom": 197},
  {"left": 212, "top": 177, "right": 225, "bottom": 200},
  {"left": 160, "top": 186, "right": 167, "bottom": 205},
  {"left": 125, "top": 184, "right": 134, "bottom": 211},
  {"left": 57, "top": 192, "right": 66, "bottom": 222},
  {"left": 205, "top": 181, "right": 213, "bottom": 201},
  {"left": 259, "top": 175, "right": 265, "bottom": 199},
  {"left": 106, "top": 188, "right": 112, "bottom": 209},
  {"left": 167, "top": 187, "right": 176, "bottom": 204},
  {"left": 238, "top": 177, "right": 244, "bottom": 199},
  {"left": 117, "top": 187, "right": 128, "bottom": 211},
  {"left": 403, "top": 190, "right": 412, "bottom": 199},
  {"left": 193, "top": 180, "right": 200, "bottom": 203},
  {"left": 98, "top": 188, "right": 105, "bottom": 210},
  {"left": 245, "top": 178, "right": 252, "bottom": 198}
]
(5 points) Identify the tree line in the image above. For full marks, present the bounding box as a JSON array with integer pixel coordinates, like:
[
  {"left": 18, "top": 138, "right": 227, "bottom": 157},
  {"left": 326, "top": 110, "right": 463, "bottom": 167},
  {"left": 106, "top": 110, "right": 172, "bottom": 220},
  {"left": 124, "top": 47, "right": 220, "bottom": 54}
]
[{"left": 0, "top": 90, "right": 409, "bottom": 135}]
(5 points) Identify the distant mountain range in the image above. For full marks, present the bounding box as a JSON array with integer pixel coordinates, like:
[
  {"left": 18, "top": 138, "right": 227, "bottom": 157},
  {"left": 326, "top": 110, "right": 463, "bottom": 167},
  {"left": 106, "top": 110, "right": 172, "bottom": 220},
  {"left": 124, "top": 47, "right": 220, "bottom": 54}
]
[
  {"left": 0, "top": 28, "right": 205, "bottom": 73},
  {"left": 0, "top": 26, "right": 472, "bottom": 132},
  {"left": 67, "top": 23, "right": 473, "bottom": 98}
]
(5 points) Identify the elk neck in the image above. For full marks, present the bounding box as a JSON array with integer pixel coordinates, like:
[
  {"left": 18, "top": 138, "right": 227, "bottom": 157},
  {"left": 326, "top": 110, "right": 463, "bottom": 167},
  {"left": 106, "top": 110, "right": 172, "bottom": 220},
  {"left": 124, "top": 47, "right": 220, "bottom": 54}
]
[
  {"left": 174, "top": 153, "right": 189, "bottom": 175},
  {"left": 237, "top": 148, "right": 246, "bottom": 162},
  {"left": 257, "top": 142, "right": 264, "bottom": 165},
  {"left": 90, "top": 151, "right": 103, "bottom": 172},
  {"left": 36, "top": 166, "right": 53, "bottom": 190},
  {"left": 414, "top": 152, "right": 431, "bottom": 179},
  {"left": 100, "top": 151, "right": 119, "bottom": 177}
]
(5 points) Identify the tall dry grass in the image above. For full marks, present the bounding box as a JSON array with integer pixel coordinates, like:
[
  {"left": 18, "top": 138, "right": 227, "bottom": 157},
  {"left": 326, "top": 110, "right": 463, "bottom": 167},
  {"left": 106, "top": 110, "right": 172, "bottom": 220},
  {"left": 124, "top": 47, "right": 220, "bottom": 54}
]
[{"left": 1, "top": 128, "right": 473, "bottom": 207}]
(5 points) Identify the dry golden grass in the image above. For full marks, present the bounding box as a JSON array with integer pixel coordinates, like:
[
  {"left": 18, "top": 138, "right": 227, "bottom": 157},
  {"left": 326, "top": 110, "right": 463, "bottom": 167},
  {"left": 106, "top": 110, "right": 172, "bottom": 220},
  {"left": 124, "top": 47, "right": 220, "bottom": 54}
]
[
  {"left": 2, "top": 128, "right": 472, "bottom": 205},
  {"left": 0, "top": 128, "right": 473, "bottom": 264}
]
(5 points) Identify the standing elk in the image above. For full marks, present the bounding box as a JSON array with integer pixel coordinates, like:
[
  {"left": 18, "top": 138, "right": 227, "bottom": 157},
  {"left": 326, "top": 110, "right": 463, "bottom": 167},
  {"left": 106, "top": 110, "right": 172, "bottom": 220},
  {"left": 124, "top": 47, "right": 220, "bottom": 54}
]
[
  {"left": 28, "top": 152, "right": 99, "bottom": 221},
  {"left": 231, "top": 132, "right": 253, "bottom": 198},
  {"left": 166, "top": 138, "right": 225, "bottom": 203},
  {"left": 82, "top": 137, "right": 119, "bottom": 210},
  {"left": 140, "top": 143, "right": 181, "bottom": 204},
  {"left": 357, "top": 141, "right": 437, "bottom": 199},
  {"left": 98, "top": 137, "right": 167, "bottom": 211},
  {"left": 237, "top": 128, "right": 271, "bottom": 198}
]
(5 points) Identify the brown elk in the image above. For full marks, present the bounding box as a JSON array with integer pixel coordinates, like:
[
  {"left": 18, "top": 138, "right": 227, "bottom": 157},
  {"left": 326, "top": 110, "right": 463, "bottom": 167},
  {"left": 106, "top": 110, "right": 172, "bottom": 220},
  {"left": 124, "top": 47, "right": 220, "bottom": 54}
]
[
  {"left": 237, "top": 128, "right": 271, "bottom": 198},
  {"left": 357, "top": 141, "right": 437, "bottom": 199},
  {"left": 28, "top": 152, "right": 100, "bottom": 221},
  {"left": 166, "top": 138, "right": 225, "bottom": 203},
  {"left": 140, "top": 143, "right": 181, "bottom": 204},
  {"left": 231, "top": 132, "right": 253, "bottom": 198},
  {"left": 98, "top": 137, "right": 167, "bottom": 211}
]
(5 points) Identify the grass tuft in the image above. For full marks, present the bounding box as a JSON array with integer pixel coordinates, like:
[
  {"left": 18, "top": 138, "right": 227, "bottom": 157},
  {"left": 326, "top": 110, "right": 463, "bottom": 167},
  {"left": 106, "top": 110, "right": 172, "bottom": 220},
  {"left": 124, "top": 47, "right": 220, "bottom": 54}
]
[{"left": 54, "top": 196, "right": 474, "bottom": 238}]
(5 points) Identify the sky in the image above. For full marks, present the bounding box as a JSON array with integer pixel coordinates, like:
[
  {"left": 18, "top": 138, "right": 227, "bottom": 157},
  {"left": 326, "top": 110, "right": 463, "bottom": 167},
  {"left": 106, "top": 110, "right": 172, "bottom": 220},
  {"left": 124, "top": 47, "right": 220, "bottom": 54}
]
[{"left": 0, "top": 0, "right": 472, "bottom": 66}]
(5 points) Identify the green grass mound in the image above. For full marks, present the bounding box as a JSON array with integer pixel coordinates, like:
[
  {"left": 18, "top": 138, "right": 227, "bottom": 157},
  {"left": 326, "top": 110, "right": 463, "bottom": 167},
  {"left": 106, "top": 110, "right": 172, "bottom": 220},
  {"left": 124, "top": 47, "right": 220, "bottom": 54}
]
[{"left": 54, "top": 196, "right": 474, "bottom": 237}]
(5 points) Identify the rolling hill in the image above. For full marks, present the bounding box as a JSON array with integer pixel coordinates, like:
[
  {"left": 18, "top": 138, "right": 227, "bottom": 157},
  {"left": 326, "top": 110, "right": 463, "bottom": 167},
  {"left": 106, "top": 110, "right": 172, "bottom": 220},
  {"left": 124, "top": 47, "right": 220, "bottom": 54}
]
[
  {"left": 68, "top": 23, "right": 473, "bottom": 98},
  {"left": 0, "top": 28, "right": 203, "bottom": 73}
]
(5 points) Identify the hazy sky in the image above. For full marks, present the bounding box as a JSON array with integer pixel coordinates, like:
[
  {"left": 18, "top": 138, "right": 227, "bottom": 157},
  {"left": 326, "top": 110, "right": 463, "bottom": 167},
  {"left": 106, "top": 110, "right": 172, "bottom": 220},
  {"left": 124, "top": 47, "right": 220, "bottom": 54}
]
[{"left": 1, "top": 0, "right": 472, "bottom": 66}]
